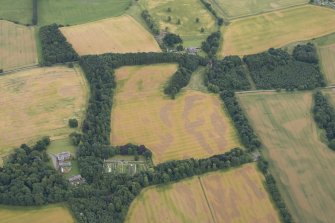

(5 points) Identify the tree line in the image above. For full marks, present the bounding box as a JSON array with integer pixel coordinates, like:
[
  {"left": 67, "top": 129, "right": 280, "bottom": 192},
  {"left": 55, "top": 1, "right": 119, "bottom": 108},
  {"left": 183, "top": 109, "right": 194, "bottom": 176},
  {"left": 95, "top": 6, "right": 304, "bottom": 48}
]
[
  {"left": 39, "top": 24, "right": 78, "bottom": 65},
  {"left": 32, "top": 0, "right": 38, "bottom": 25},
  {"left": 141, "top": 10, "right": 160, "bottom": 35},
  {"left": 313, "top": 91, "right": 335, "bottom": 150},
  {"left": 199, "top": 0, "right": 225, "bottom": 26}
]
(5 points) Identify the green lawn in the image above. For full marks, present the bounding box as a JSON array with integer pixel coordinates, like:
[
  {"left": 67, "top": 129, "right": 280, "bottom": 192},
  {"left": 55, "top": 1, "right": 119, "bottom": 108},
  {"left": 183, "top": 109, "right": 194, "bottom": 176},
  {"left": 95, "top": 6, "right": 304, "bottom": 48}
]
[
  {"left": 38, "top": 0, "right": 131, "bottom": 26},
  {"left": 0, "top": 0, "right": 32, "bottom": 25},
  {"left": 47, "top": 138, "right": 77, "bottom": 155}
]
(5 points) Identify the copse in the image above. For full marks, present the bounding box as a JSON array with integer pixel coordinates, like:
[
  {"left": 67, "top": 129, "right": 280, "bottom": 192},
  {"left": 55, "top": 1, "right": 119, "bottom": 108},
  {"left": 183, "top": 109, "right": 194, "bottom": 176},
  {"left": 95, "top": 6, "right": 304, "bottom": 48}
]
[
  {"left": 293, "top": 43, "right": 318, "bottom": 64},
  {"left": 163, "top": 33, "right": 183, "bottom": 47},
  {"left": 201, "top": 31, "right": 221, "bottom": 57}
]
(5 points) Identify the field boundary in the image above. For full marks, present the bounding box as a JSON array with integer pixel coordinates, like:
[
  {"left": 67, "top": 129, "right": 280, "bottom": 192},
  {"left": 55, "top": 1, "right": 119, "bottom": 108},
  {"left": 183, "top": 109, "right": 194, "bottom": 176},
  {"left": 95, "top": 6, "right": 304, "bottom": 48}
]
[{"left": 198, "top": 176, "right": 217, "bottom": 223}]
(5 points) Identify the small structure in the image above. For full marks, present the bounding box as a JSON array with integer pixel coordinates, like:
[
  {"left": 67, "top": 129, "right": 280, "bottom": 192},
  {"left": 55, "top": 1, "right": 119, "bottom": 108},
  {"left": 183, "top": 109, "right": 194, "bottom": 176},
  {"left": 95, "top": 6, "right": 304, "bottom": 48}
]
[
  {"left": 68, "top": 174, "right": 85, "bottom": 186},
  {"left": 185, "top": 47, "right": 199, "bottom": 55},
  {"left": 55, "top": 151, "right": 72, "bottom": 173},
  {"left": 59, "top": 161, "right": 72, "bottom": 173},
  {"left": 56, "top": 152, "right": 71, "bottom": 162}
]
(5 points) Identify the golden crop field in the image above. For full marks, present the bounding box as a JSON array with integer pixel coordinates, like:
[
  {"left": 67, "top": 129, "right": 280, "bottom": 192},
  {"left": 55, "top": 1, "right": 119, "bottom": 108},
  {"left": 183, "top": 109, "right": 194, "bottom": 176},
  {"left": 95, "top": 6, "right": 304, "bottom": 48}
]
[
  {"left": 0, "top": 66, "right": 88, "bottom": 158},
  {"left": 238, "top": 92, "right": 335, "bottom": 223},
  {"left": 319, "top": 44, "right": 335, "bottom": 84},
  {"left": 0, "top": 20, "right": 37, "bottom": 71},
  {"left": 60, "top": 15, "right": 161, "bottom": 56},
  {"left": 111, "top": 64, "right": 241, "bottom": 164},
  {"left": 126, "top": 164, "right": 280, "bottom": 223},
  {"left": 222, "top": 5, "right": 335, "bottom": 56},
  {"left": 0, "top": 204, "right": 75, "bottom": 223}
]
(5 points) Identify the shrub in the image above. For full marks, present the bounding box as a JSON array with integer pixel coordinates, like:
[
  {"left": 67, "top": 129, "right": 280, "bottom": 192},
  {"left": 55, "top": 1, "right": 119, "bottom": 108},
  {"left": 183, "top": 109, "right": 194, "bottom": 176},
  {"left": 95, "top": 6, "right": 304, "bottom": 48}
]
[{"left": 69, "top": 118, "right": 79, "bottom": 128}]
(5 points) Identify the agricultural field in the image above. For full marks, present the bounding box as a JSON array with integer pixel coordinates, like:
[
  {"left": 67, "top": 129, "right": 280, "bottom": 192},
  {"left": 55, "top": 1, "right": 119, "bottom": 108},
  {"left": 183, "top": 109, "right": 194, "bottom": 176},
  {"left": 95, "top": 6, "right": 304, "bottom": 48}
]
[
  {"left": 222, "top": 5, "right": 335, "bottom": 56},
  {"left": 61, "top": 15, "right": 161, "bottom": 55},
  {"left": 213, "top": 0, "right": 308, "bottom": 19},
  {"left": 0, "top": 20, "right": 37, "bottom": 71},
  {"left": 111, "top": 64, "right": 241, "bottom": 164},
  {"left": 139, "top": 0, "right": 217, "bottom": 47},
  {"left": 319, "top": 44, "right": 335, "bottom": 84},
  {"left": 0, "top": 66, "right": 87, "bottom": 160},
  {"left": 126, "top": 164, "right": 280, "bottom": 223},
  {"left": 238, "top": 92, "right": 335, "bottom": 223},
  {"left": 0, "top": 0, "right": 32, "bottom": 24},
  {"left": 0, "top": 204, "right": 74, "bottom": 223},
  {"left": 38, "top": 0, "right": 131, "bottom": 26}
]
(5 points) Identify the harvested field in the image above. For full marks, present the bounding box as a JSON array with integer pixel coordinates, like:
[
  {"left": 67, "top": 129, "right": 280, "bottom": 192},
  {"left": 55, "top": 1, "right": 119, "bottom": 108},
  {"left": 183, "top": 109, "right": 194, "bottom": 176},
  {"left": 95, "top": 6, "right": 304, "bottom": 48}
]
[
  {"left": 38, "top": 0, "right": 131, "bottom": 26},
  {"left": 319, "top": 44, "right": 335, "bottom": 84},
  {"left": 0, "top": 204, "right": 74, "bottom": 223},
  {"left": 0, "top": 20, "right": 37, "bottom": 71},
  {"left": 214, "top": 0, "right": 308, "bottom": 19},
  {"left": 0, "top": 66, "right": 87, "bottom": 158},
  {"left": 139, "top": 0, "right": 216, "bottom": 47},
  {"left": 111, "top": 64, "right": 240, "bottom": 164},
  {"left": 238, "top": 92, "right": 335, "bottom": 223},
  {"left": 0, "top": 0, "right": 32, "bottom": 25},
  {"left": 222, "top": 5, "right": 335, "bottom": 56},
  {"left": 61, "top": 15, "right": 160, "bottom": 55},
  {"left": 126, "top": 164, "right": 280, "bottom": 223}
]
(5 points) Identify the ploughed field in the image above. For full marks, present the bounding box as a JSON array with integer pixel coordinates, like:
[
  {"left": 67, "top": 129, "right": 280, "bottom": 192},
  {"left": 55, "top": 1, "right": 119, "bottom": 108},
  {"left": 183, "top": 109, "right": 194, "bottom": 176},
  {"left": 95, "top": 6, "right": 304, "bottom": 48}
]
[
  {"left": 238, "top": 91, "right": 335, "bottom": 223},
  {"left": 222, "top": 5, "right": 335, "bottom": 56},
  {"left": 0, "top": 20, "right": 37, "bottom": 71},
  {"left": 0, "top": 204, "right": 74, "bottom": 223},
  {"left": 110, "top": 64, "right": 240, "bottom": 164},
  {"left": 61, "top": 15, "right": 161, "bottom": 55},
  {"left": 0, "top": 66, "right": 87, "bottom": 159},
  {"left": 126, "top": 164, "right": 280, "bottom": 223}
]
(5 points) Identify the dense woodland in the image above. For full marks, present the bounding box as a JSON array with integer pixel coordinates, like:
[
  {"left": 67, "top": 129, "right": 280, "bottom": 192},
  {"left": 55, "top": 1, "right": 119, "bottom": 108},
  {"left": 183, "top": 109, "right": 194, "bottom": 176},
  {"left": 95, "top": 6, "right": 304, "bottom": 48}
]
[
  {"left": 201, "top": 31, "right": 221, "bottom": 58},
  {"left": 0, "top": 138, "right": 69, "bottom": 206},
  {"left": 205, "top": 56, "right": 251, "bottom": 92},
  {"left": 39, "top": 24, "right": 78, "bottom": 65},
  {"left": 313, "top": 91, "right": 335, "bottom": 150},
  {"left": 244, "top": 46, "right": 325, "bottom": 90}
]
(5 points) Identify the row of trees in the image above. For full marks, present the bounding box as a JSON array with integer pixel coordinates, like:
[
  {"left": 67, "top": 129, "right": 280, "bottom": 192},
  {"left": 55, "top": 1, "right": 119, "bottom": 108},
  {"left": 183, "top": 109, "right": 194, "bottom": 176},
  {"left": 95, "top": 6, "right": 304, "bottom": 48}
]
[
  {"left": 141, "top": 10, "right": 160, "bottom": 35},
  {"left": 243, "top": 46, "right": 325, "bottom": 90},
  {"left": 205, "top": 56, "right": 251, "bottom": 92},
  {"left": 32, "top": 0, "right": 38, "bottom": 25},
  {"left": 201, "top": 31, "right": 221, "bottom": 57},
  {"left": 313, "top": 91, "right": 335, "bottom": 150},
  {"left": 39, "top": 24, "right": 78, "bottom": 65},
  {"left": 0, "top": 137, "right": 69, "bottom": 206},
  {"left": 199, "top": 0, "right": 225, "bottom": 26}
]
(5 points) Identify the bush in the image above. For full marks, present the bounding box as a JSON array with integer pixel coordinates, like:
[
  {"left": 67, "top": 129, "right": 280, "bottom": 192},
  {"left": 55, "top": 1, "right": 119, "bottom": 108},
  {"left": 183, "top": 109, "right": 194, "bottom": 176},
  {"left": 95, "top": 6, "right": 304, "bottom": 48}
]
[
  {"left": 69, "top": 118, "right": 79, "bottom": 128},
  {"left": 0, "top": 69, "right": 3, "bottom": 74}
]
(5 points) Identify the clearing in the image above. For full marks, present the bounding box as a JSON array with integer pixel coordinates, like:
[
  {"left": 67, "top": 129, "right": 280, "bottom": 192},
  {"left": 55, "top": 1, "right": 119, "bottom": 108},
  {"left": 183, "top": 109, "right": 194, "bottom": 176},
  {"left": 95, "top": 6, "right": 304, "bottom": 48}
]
[
  {"left": 0, "top": 0, "right": 32, "bottom": 25},
  {"left": 0, "top": 20, "right": 37, "bottom": 71},
  {"left": 126, "top": 164, "right": 280, "bottom": 223},
  {"left": 0, "top": 204, "right": 74, "bottom": 223},
  {"left": 111, "top": 64, "right": 240, "bottom": 164},
  {"left": 222, "top": 5, "right": 335, "bottom": 56},
  {"left": 38, "top": 0, "right": 131, "bottom": 26},
  {"left": 139, "top": 0, "right": 217, "bottom": 47},
  {"left": 238, "top": 91, "right": 335, "bottom": 223},
  {"left": 0, "top": 66, "right": 87, "bottom": 160},
  {"left": 213, "top": 0, "right": 308, "bottom": 19},
  {"left": 61, "top": 15, "right": 161, "bottom": 55}
]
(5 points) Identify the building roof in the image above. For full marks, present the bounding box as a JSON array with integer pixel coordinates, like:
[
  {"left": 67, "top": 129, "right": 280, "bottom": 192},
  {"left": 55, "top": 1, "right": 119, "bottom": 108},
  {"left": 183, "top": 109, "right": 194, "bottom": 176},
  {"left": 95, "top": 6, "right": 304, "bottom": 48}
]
[{"left": 59, "top": 161, "right": 72, "bottom": 167}]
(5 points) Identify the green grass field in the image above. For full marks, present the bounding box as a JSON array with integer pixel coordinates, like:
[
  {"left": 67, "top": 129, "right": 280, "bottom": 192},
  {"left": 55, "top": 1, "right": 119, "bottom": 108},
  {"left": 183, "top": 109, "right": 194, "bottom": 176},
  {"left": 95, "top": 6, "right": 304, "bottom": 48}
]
[
  {"left": 0, "top": 204, "right": 75, "bottom": 223},
  {"left": 213, "top": 0, "right": 308, "bottom": 19},
  {"left": 139, "top": 0, "right": 217, "bottom": 47},
  {"left": 0, "top": 0, "right": 32, "bottom": 24},
  {"left": 38, "top": 0, "right": 131, "bottom": 26},
  {"left": 222, "top": 5, "right": 335, "bottom": 56},
  {"left": 238, "top": 91, "right": 335, "bottom": 223}
]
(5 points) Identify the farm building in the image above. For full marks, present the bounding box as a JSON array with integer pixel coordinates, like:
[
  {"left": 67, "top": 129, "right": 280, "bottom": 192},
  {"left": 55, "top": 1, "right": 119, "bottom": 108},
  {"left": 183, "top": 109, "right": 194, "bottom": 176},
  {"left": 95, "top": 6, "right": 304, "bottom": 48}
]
[
  {"left": 68, "top": 175, "right": 85, "bottom": 186},
  {"left": 185, "top": 47, "right": 199, "bottom": 55},
  {"left": 56, "top": 151, "right": 71, "bottom": 161},
  {"left": 59, "top": 161, "right": 72, "bottom": 173}
]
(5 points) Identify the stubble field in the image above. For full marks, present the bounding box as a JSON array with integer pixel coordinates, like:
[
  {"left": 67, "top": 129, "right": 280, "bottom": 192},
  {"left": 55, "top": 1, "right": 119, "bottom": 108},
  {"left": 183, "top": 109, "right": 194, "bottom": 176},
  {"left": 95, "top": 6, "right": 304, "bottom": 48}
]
[
  {"left": 238, "top": 91, "right": 335, "bottom": 223},
  {"left": 0, "top": 66, "right": 87, "bottom": 159},
  {"left": 111, "top": 64, "right": 240, "bottom": 164},
  {"left": 126, "top": 164, "right": 280, "bottom": 223},
  {"left": 319, "top": 44, "right": 335, "bottom": 84},
  {"left": 61, "top": 15, "right": 161, "bottom": 55},
  {"left": 222, "top": 5, "right": 335, "bottom": 56},
  {"left": 0, "top": 20, "right": 37, "bottom": 71}
]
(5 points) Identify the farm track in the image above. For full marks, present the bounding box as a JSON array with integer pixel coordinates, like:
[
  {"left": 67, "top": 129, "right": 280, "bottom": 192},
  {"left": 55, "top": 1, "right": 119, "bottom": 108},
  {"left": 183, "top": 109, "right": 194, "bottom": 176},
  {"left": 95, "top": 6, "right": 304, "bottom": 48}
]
[{"left": 198, "top": 176, "right": 217, "bottom": 223}]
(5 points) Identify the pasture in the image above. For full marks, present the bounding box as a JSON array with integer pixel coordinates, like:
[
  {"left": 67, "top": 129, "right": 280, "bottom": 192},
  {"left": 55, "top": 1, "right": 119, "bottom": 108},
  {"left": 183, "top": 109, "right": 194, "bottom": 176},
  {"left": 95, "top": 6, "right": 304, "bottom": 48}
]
[
  {"left": 61, "top": 15, "right": 161, "bottom": 55},
  {"left": 213, "top": 0, "right": 308, "bottom": 19},
  {"left": 126, "top": 164, "right": 280, "bottom": 223},
  {"left": 0, "top": 0, "right": 32, "bottom": 24},
  {"left": 222, "top": 5, "right": 335, "bottom": 56},
  {"left": 0, "top": 20, "right": 37, "bottom": 71},
  {"left": 38, "top": 0, "right": 131, "bottom": 26},
  {"left": 139, "top": 0, "right": 217, "bottom": 46},
  {"left": 111, "top": 64, "right": 240, "bottom": 164},
  {"left": 0, "top": 66, "right": 87, "bottom": 159},
  {"left": 0, "top": 204, "right": 75, "bottom": 223},
  {"left": 238, "top": 91, "right": 335, "bottom": 223},
  {"left": 319, "top": 44, "right": 335, "bottom": 84}
]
